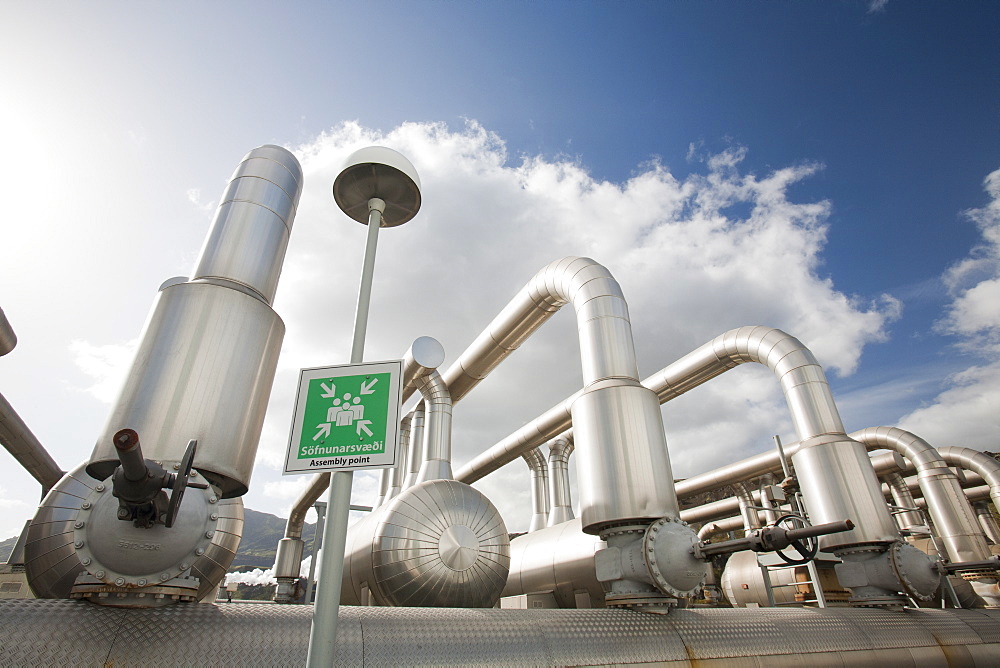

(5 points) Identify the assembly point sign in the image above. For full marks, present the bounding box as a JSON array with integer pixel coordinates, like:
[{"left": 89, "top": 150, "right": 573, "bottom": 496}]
[{"left": 284, "top": 360, "right": 402, "bottom": 474}]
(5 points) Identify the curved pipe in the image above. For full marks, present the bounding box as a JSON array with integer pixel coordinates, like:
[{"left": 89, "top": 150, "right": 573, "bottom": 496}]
[
  {"left": 450, "top": 257, "right": 679, "bottom": 533},
  {"left": 851, "top": 427, "right": 989, "bottom": 565},
  {"left": 413, "top": 371, "right": 453, "bottom": 483},
  {"left": 939, "top": 447, "right": 1000, "bottom": 518},
  {"left": 0, "top": 306, "right": 15, "bottom": 357},
  {"left": 522, "top": 447, "right": 549, "bottom": 532},
  {"left": 734, "top": 481, "right": 762, "bottom": 531},
  {"left": 975, "top": 502, "right": 1000, "bottom": 545},
  {"left": 883, "top": 472, "right": 926, "bottom": 532},
  {"left": 0, "top": 391, "right": 64, "bottom": 495},
  {"left": 642, "top": 326, "right": 897, "bottom": 549},
  {"left": 698, "top": 516, "right": 745, "bottom": 541},
  {"left": 402, "top": 403, "right": 425, "bottom": 489},
  {"left": 546, "top": 435, "right": 575, "bottom": 527}
]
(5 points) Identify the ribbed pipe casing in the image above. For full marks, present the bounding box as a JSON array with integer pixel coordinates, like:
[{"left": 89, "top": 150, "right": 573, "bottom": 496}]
[
  {"left": 523, "top": 448, "right": 549, "bottom": 533},
  {"left": 975, "top": 503, "right": 1000, "bottom": 545},
  {"left": 402, "top": 404, "right": 425, "bottom": 489},
  {"left": 852, "top": 427, "right": 991, "bottom": 565},
  {"left": 547, "top": 436, "right": 575, "bottom": 527},
  {"left": 884, "top": 472, "right": 926, "bottom": 532},
  {"left": 414, "top": 371, "right": 454, "bottom": 483},
  {"left": 341, "top": 479, "right": 509, "bottom": 608}
]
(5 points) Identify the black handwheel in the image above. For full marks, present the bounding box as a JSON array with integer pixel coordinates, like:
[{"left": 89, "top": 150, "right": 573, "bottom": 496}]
[
  {"left": 164, "top": 439, "right": 198, "bottom": 528},
  {"left": 773, "top": 514, "right": 819, "bottom": 566}
]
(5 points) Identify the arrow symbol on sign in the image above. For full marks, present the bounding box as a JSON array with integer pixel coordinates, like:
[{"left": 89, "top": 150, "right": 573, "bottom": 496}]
[
  {"left": 360, "top": 378, "right": 378, "bottom": 395},
  {"left": 320, "top": 382, "right": 337, "bottom": 398},
  {"left": 356, "top": 420, "right": 373, "bottom": 438},
  {"left": 313, "top": 423, "right": 331, "bottom": 441}
]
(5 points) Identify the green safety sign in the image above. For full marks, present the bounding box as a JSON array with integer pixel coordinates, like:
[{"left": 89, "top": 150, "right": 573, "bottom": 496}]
[{"left": 284, "top": 360, "right": 402, "bottom": 474}]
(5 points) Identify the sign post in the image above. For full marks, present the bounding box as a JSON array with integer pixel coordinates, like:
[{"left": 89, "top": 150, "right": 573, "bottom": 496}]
[{"left": 305, "top": 147, "right": 421, "bottom": 668}]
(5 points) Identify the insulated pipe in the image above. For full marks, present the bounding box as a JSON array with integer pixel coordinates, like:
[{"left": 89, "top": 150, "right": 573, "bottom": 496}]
[
  {"left": 681, "top": 490, "right": 762, "bottom": 525},
  {"left": 413, "top": 371, "right": 453, "bottom": 483},
  {"left": 0, "top": 306, "right": 15, "bottom": 357},
  {"left": 851, "top": 427, "right": 990, "bottom": 566},
  {"left": 448, "top": 257, "right": 680, "bottom": 533},
  {"left": 975, "top": 503, "right": 1000, "bottom": 545},
  {"left": 884, "top": 472, "right": 927, "bottom": 533},
  {"left": 938, "top": 447, "right": 1000, "bottom": 518},
  {"left": 698, "top": 516, "right": 745, "bottom": 541},
  {"left": 546, "top": 435, "right": 575, "bottom": 527},
  {"left": 387, "top": 412, "right": 412, "bottom": 502},
  {"left": 642, "top": 327, "right": 898, "bottom": 550},
  {"left": 402, "top": 403, "right": 425, "bottom": 489},
  {"left": 0, "top": 391, "right": 64, "bottom": 495},
  {"left": 523, "top": 447, "right": 549, "bottom": 533},
  {"left": 734, "top": 481, "right": 762, "bottom": 530}
]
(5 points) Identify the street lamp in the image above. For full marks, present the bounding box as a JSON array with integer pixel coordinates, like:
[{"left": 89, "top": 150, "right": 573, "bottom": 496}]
[{"left": 307, "top": 146, "right": 420, "bottom": 668}]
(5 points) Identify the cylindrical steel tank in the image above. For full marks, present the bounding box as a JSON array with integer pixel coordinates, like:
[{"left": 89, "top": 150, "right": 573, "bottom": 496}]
[{"left": 341, "top": 479, "right": 510, "bottom": 607}]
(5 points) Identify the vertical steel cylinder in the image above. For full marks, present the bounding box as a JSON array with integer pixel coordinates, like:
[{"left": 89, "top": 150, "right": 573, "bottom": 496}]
[
  {"left": 546, "top": 436, "right": 575, "bottom": 527},
  {"left": 523, "top": 448, "right": 549, "bottom": 532}
]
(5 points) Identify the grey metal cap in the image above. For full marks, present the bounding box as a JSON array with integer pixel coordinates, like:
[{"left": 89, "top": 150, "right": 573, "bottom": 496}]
[{"left": 333, "top": 146, "right": 421, "bottom": 227}]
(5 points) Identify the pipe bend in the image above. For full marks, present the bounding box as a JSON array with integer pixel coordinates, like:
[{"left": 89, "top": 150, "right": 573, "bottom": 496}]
[{"left": 284, "top": 472, "right": 330, "bottom": 539}]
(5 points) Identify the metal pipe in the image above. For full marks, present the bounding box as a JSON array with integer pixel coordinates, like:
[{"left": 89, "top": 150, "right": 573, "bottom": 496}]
[
  {"left": 975, "top": 503, "right": 1000, "bottom": 545},
  {"left": 522, "top": 448, "right": 549, "bottom": 532},
  {"left": 403, "top": 403, "right": 425, "bottom": 489},
  {"left": 0, "top": 306, "right": 16, "bottom": 357},
  {"left": 449, "top": 257, "right": 679, "bottom": 534},
  {"left": 883, "top": 472, "right": 927, "bottom": 533},
  {"left": 734, "top": 481, "right": 762, "bottom": 530},
  {"left": 387, "top": 412, "right": 412, "bottom": 501},
  {"left": 851, "top": 427, "right": 991, "bottom": 566},
  {"left": 939, "top": 447, "right": 1000, "bottom": 518},
  {"left": 0, "top": 390, "right": 64, "bottom": 495},
  {"left": 546, "top": 434, "right": 575, "bottom": 527},
  {"left": 698, "top": 516, "right": 745, "bottom": 541},
  {"left": 414, "top": 370, "right": 453, "bottom": 483}
]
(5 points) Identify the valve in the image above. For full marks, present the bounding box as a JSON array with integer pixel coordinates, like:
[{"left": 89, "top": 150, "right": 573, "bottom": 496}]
[
  {"left": 694, "top": 517, "right": 854, "bottom": 562},
  {"left": 110, "top": 428, "right": 207, "bottom": 529}
]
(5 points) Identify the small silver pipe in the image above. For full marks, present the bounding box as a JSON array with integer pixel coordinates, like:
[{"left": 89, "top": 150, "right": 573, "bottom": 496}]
[
  {"left": 414, "top": 371, "right": 453, "bottom": 483},
  {"left": 734, "top": 481, "right": 762, "bottom": 530},
  {"left": 0, "top": 391, "right": 64, "bottom": 495},
  {"left": 0, "top": 306, "right": 16, "bottom": 357},
  {"left": 402, "top": 403, "right": 425, "bottom": 489},
  {"left": 546, "top": 434, "right": 575, "bottom": 527},
  {"left": 387, "top": 412, "right": 412, "bottom": 502},
  {"left": 401, "top": 336, "right": 446, "bottom": 404},
  {"left": 883, "top": 472, "right": 926, "bottom": 532},
  {"left": 974, "top": 502, "right": 1000, "bottom": 545},
  {"left": 522, "top": 448, "right": 549, "bottom": 532},
  {"left": 698, "top": 516, "right": 745, "bottom": 541},
  {"left": 680, "top": 489, "right": 762, "bottom": 525},
  {"left": 285, "top": 473, "right": 331, "bottom": 541}
]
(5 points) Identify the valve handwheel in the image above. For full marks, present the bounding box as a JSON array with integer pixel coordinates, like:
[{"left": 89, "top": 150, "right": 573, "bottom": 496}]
[
  {"left": 164, "top": 439, "right": 198, "bottom": 528},
  {"left": 773, "top": 514, "right": 819, "bottom": 566}
]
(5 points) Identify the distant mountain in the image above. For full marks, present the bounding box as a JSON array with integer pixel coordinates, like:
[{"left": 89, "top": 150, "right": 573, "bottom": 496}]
[{"left": 1, "top": 508, "right": 316, "bottom": 573}]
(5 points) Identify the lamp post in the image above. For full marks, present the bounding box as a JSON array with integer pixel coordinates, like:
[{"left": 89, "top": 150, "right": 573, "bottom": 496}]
[{"left": 306, "top": 147, "right": 421, "bottom": 667}]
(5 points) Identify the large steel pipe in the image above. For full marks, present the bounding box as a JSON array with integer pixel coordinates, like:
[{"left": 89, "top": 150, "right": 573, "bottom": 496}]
[
  {"left": 546, "top": 434, "right": 575, "bottom": 527},
  {"left": 0, "top": 390, "right": 64, "bottom": 495},
  {"left": 939, "top": 447, "right": 1000, "bottom": 518},
  {"left": 523, "top": 447, "right": 549, "bottom": 532},
  {"left": 449, "top": 257, "right": 680, "bottom": 534}
]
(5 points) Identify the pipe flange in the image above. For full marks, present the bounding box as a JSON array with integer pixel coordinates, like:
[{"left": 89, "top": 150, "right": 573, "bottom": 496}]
[
  {"left": 72, "top": 468, "right": 218, "bottom": 588},
  {"left": 833, "top": 542, "right": 893, "bottom": 557},
  {"left": 601, "top": 525, "right": 647, "bottom": 540},
  {"left": 605, "top": 592, "right": 678, "bottom": 610},
  {"left": 888, "top": 540, "right": 936, "bottom": 602},
  {"left": 70, "top": 572, "right": 200, "bottom": 607},
  {"left": 643, "top": 517, "right": 705, "bottom": 598}
]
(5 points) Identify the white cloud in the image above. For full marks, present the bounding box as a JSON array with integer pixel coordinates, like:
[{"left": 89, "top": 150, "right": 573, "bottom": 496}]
[
  {"left": 186, "top": 188, "right": 215, "bottom": 213},
  {"left": 69, "top": 338, "right": 138, "bottom": 403},
  {"left": 251, "top": 120, "right": 899, "bottom": 531},
  {"left": 868, "top": 0, "right": 889, "bottom": 14},
  {"left": 899, "top": 167, "right": 1000, "bottom": 447}
]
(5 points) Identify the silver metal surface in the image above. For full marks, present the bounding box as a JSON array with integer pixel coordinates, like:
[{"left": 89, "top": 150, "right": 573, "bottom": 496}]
[
  {"left": 524, "top": 447, "right": 550, "bottom": 532},
  {"left": 0, "top": 306, "right": 15, "bottom": 356},
  {"left": 413, "top": 369, "right": 454, "bottom": 483},
  {"left": 976, "top": 502, "right": 1000, "bottom": 545},
  {"left": 939, "top": 446, "right": 1000, "bottom": 517},
  {"left": 401, "top": 335, "right": 446, "bottom": 403},
  {"left": 402, "top": 402, "right": 424, "bottom": 488},
  {"left": 884, "top": 471, "right": 926, "bottom": 532},
  {"left": 546, "top": 434, "right": 575, "bottom": 526},
  {"left": 0, "top": 390, "right": 64, "bottom": 494},
  {"left": 503, "top": 518, "right": 607, "bottom": 608},
  {"left": 697, "top": 515, "right": 745, "bottom": 540},
  {"left": 852, "top": 427, "right": 990, "bottom": 566},
  {"left": 734, "top": 481, "right": 762, "bottom": 530},
  {"left": 342, "top": 479, "right": 510, "bottom": 608},
  {"left": 24, "top": 463, "right": 242, "bottom": 602},
  {"left": 191, "top": 145, "right": 303, "bottom": 304},
  {"left": 2, "top": 600, "right": 1000, "bottom": 666},
  {"left": 86, "top": 281, "right": 284, "bottom": 497}
]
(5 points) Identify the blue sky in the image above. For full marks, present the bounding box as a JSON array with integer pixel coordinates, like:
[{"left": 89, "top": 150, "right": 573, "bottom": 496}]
[{"left": 1, "top": 1, "right": 997, "bottom": 543}]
